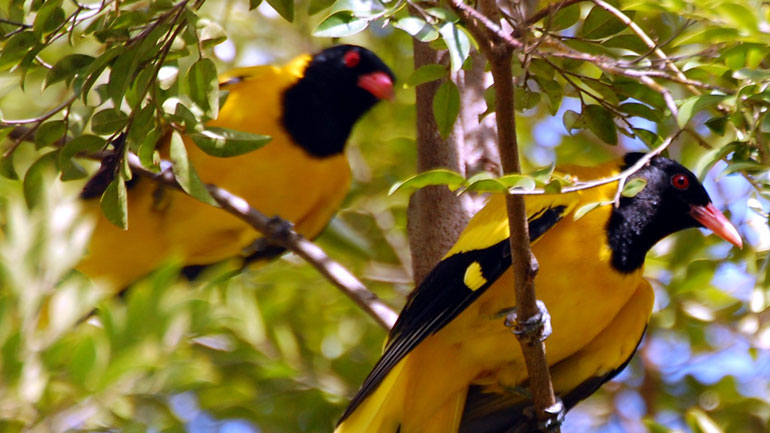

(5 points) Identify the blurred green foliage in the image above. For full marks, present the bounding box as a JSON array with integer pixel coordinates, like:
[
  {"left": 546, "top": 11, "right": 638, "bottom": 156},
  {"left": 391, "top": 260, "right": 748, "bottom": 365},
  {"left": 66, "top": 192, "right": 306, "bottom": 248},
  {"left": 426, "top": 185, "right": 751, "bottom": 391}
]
[{"left": 0, "top": 0, "right": 768, "bottom": 432}]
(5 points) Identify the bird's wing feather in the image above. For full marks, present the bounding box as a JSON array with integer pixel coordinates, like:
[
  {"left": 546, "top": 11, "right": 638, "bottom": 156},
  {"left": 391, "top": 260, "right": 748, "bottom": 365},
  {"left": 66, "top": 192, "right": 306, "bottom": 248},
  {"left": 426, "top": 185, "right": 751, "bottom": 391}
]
[{"left": 339, "top": 194, "right": 578, "bottom": 424}]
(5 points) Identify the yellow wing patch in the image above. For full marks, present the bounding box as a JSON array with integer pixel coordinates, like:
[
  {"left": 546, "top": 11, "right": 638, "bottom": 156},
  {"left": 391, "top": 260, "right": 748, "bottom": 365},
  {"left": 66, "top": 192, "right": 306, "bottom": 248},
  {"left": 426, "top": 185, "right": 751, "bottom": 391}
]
[{"left": 463, "top": 261, "right": 487, "bottom": 291}]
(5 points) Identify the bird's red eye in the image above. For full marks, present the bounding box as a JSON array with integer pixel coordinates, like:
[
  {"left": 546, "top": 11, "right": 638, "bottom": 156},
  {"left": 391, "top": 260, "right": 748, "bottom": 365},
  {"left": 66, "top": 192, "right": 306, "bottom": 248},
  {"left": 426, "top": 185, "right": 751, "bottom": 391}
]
[
  {"left": 671, "top": 173, "right": 690, "bottom": 190},
  {"left": 343, "top": 50, "right": 360, "bottom": 68}
]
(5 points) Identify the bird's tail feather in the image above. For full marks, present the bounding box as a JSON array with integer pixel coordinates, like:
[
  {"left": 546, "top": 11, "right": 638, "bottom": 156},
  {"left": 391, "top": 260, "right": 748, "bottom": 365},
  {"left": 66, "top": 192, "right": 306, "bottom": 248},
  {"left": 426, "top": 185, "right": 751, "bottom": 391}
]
[{"left": 335, "top": 360, "right": 408, "bottom": 433}]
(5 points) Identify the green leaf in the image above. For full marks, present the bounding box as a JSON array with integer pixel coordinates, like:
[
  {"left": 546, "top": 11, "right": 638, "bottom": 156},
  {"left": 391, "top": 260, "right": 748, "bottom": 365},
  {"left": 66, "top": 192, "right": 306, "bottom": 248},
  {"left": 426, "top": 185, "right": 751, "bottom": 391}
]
[
  {"left": 198, "top": 19, "right": 227, "bottom": 48},
  {"left": 101, "top": 176, "right": 128, "bottom": 229},
  {"left": 465, "top": 173, "right": 536, "bottom": 193},
  {"left": 187, "top": 58, "right": 219, "bottom": 118},
  {"left": 313, "top": 11, "right": 368, "bottom": 37},
  {"left": 465, "top": 172, "right": 506, "bottom": 192},
  {"left": 34, "top": 120, "right": 66, "bottom": 149},
  {"left": 138, "top": 129, "right": 163, "bottom": 168},
  {"left": 613, "top": 77, "right": 666, "bottom": 110},
  {"left": 189, "top": 127, "right": 271, "bottom": 157},
  {"left": 45, "top": 54, "right": 94, "bottom": 88},
  {"left": 439, "top": 22, "right": 471, "bottom": 72},
  {"left": 308, "top": 0, "right": 334, "bottom": 15},
  {"left": 0, "top": 31, "right": 38, "bottom": 71},
  {"left": 533, "top": 76, "right": 563, "bottom": 115},
  {"left": 109, "top": 10, "right": 148, "bottom": 30},
  {"left": 394, "top": 17, "right": 439, "bottom": 42},
  {"left": 562, "top": 109, "right": 581, "bottom": 132},
  {"left": 127, "top": 105, "right": 156, "bottom": 150},
  {"left": 0, "top": 151, "right": 18, "bottom": 180},
  {"left": 515, "top": 88, "right": 541, "bottom": 111},
  {"left": 249, "top": 0, "right": 262, "bottom": 9},
  {"left": 405, "top": 64, "right": 447, "bottom": 87},
  {"left": 716, "top": 2, "right": 758, "bottom": 34},
  {"left": 59, "top": 134, "right": 106, "bottom": 180},
  {"left": 426, "top": 7, "right": 458, "bottom": 22},
  {"left": 548, "top": 3, "right": 580, "bottom": 31},
  {"left": 266, "top": 0, "right": 294, "bottom": 21},
  {"left": 389, "top": 168, "right": 467, "bottom": 195},
  {"left": 677, "top": 94, "right": 727, "bottom": 128},
  {"left": 23, "top": 152, "right": 56, "bottom": 208},
  {"left": 531, "top": 162, "right": 555, "bottom": 184},
  {"left": 107, "top": 50, "right": 140, "bottom": 105},
  {"left": 69, "top": 337, "right": 97, "bottom": 386},
  {"left": 544, "top": 180, "right": 562, "bottom": 194},
  {"left": 75, "top": 45, "right": 124, "bottom": 100},
  {"left": 573, "top": 201, "right": 612, "bottom": 221},
  {"left": 91, "top": 109, "right": 128, "bottom": 135},
  {"left": 632, "top": 128, "right": 660, "bottom": 147},
  {"left": 621, "top": 177, "right": 647, "bottom": 197},
  {"left": 604, "top": 34, "right": 649, "bottom": 54},
  {"left": 126, "top": 66, "right": 154, "bottom": 108},
  {"left": 733, "top": 68, "right": 770, "bottom": 82},
  {"left": 169, "top": 131, "right": 217, "bottom": 205},
  {"left": 433, "top": 80, "right": 460, "bottom": 139},
  {"left": 33, "top": 0, "right": 64, "bottom": 39},
  {"left": 583, "top": 104, "right": 617, "bottom": 145},
  {"left": 619, "top": 102, "right": 660, "bottom": 122},
  {"left": 579, "top": 5, "right": 631, "bottom": 39},
  {"left": 705, "top": 116, "right": 728, "bottom": 136},
  {"left": 529, "top": 59, "right": 555, "bottom": 80},
  {"left": 500, "top": 174, "right": 536, "bottom": 191}
]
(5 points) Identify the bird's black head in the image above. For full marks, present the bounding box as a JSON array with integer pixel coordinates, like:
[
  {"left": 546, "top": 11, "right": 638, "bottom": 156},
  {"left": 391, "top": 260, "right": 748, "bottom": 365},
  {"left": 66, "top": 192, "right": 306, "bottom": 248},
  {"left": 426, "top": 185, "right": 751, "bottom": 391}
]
[
  {"left": 607, "top": 153, "right": 742, "bottom": 273},
  {"left": 282, "top": 45, "right": 394, "bottom": 157}
]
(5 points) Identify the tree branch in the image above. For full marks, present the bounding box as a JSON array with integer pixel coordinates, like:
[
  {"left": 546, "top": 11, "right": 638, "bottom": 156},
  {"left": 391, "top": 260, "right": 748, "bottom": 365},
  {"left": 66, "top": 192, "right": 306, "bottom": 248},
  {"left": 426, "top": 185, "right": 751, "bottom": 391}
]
[
  {"left": 447, "top": 0, "right": 561, "bottom": 429},
  {"left": 120, "top": 152, "right": 398, "bottom": 329}
]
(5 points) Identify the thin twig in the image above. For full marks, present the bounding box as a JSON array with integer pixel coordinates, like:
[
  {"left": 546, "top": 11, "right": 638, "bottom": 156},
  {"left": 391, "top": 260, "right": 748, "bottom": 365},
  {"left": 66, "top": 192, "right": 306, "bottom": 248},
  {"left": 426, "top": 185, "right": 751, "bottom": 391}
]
[
  {"left": 1, "top": 93, "right": 79, "bottom": 157},
  {"left": 525, "top": 0, "right": 585, "bottom": 27},
  {"left": 590, "top": 0, "right": 700, "bottom": 96}
]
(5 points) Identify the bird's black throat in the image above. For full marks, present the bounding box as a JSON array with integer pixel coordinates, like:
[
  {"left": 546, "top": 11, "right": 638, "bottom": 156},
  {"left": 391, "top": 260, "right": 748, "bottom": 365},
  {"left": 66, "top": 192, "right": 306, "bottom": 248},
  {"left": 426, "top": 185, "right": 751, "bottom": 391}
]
[{"left": 281, "top": 71, "right": 379, "bottom": 158}]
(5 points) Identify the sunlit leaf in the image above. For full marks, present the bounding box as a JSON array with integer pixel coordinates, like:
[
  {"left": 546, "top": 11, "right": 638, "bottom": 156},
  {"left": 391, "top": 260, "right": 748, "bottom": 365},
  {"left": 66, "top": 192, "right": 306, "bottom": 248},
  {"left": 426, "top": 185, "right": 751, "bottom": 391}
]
[
  {"left": 169, "top": 131, "right": 217, "bottom": 205},
  {"left": 101, "top": 175, "right": 128, "bottom": 229},
  {"left": 389, "top": 168, "right": 467, "bottom": 195},
  {"left": 187, "top": 58, "right": 219, "bottom": 118},
  {"left": 677, "top": 94, "right": 727, "bottom": 128},
  {"left": 621, "top": 178, "right": 647, "bottom": 197},
  {"left": 438, "top": 22, "right": 471, "bottom": 72},
  {"left": 394, "top": 17, "right": 438, "bottom": 42},
  {"left": 189, "top": 127, "right": 271, "bottom": 157},
  {"left": 313, "top": 11, "right": 368, "bottom": 37}
]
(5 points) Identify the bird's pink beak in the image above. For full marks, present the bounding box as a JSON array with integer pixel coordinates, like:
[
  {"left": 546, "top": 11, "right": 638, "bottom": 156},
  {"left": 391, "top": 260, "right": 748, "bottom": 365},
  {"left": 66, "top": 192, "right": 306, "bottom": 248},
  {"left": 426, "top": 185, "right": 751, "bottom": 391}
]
[
  {"left": 357, "top": 71, "right": 394, "bottom": 100},
  {"left": 690, "top": 203, "right": 743, "bottom": 248}
]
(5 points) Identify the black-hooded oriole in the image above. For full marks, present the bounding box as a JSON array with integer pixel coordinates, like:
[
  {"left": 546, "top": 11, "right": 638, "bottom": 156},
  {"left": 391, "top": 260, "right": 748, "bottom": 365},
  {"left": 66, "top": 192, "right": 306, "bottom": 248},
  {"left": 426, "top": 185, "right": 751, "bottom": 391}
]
[
  {"left": 336, "top": 153, "right": 742, "bottom": 433},
  {"left": 77, "top": 45, "right": 394, "bottom": 287}
]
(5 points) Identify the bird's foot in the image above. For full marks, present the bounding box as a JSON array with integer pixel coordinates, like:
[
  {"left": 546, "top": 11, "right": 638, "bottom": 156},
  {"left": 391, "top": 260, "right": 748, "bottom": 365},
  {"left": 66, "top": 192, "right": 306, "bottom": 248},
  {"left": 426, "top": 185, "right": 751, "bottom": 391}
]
[
  {"left": 522, "top": 398, "right": 565, "bottom": 433},
  {"left": 266, "top": 216, "right": 294, "bottom": 243},
  {"left": 504, "top": 300, "right": 552, "bottom": 342}
]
